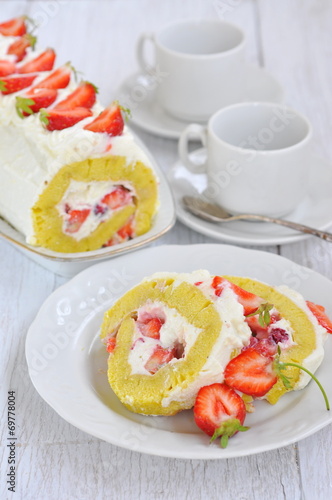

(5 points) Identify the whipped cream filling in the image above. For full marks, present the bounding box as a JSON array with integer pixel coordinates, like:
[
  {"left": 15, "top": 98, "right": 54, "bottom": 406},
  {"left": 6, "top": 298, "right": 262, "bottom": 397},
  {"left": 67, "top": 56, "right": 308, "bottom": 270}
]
[
  {"left": 128, "top": 300, "right": 203, "bottom": 376},
  {"left": 57, "top": 180, "right": 135, "bottom": 241},
  {"left": 276, "top": 285, "right": 328, "bottom": 390}
]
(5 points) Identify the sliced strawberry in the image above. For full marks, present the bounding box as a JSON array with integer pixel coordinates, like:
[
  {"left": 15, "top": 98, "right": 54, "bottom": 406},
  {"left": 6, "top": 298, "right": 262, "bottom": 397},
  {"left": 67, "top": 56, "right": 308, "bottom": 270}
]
[
  {"left": 0, "top": 74, "right": 36, "bottom": 95},
  {"left": 144, "top": 345, "right": 176, "bottom": 374},
  {"left": 193, "top": 383, "right": 248, "bottom": 448},
  {"left": 0, "top": 17, "right": 27, "bottom": 37},
  {"left": 117, "top": 219, "right": 134, "bottom": 240},
  {"left": 65, "top": 208, "right": 91, "bottom": 234},
  {"left": 106, "top": 337, "right": 116, "bottom": 353},
  {"left": 40, "top": 107, "right": 92, "bottom": 131},
  {"left": 54, "top": 81, "right": 97, "bottom": 110},
  {"left": 16, "top": 88, "right": 58, "bottom": 117},
  {"left": 306, "top": 301, "right": 332, "bottom": 333},
  {"left": 18, "top": 48, "right": 56, "bottom": 74},
  {"left": 102, "top": 186, "right": 132, "bottom": 210},
  {"left": 212, "top": 276, "right": 263, "bottom": 315},
  {"left": 7, "top": 34, "right": 37, "bottom": 62},
  {"left": 84, "top": 102, "right": 126, "bottom": 136},
  {"left": 243, "top": 337, "right": 277, "bottom": 359},
  {"left": 0, "top": 60, "right": 16, "bottom": 77},
  {"left": 33, "top": 65, "right": 71, "bottom": 90},
  {"left": 224, "top": 347, "right": 277, "bottom": 398},
  {"left": 137, "top": 318, "right": 163, "bottom": 340}
]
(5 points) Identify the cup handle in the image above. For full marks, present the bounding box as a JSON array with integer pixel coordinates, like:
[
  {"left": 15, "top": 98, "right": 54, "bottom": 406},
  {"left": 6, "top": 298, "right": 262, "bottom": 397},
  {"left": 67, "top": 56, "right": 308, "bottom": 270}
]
[
  {"left": 178, "top": 124, "right": 208, "bottom": 174},
  {"left": 136, "top": 32, "right": 156, "bottom": 73}
]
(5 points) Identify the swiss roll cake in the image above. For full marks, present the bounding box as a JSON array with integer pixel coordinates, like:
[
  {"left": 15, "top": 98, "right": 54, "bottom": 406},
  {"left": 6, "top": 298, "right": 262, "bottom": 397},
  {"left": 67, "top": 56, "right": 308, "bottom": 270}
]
[
  {"left": 0, "top": 17, "right": 158, "bottom": 252},
  {"left": 100, "top": 270, "right": 329, "bottom": 416}
]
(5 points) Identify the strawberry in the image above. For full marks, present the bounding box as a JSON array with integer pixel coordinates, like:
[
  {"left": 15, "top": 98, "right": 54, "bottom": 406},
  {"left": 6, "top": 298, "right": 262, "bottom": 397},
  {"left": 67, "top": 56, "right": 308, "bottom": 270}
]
[
  {"left": 117, "top": 219, "right": 134, "bottom": 240},
  {"left": 106, "top": 337, "right": 116, "bottom": 353},
  {"left": 306, "top": 301, "right": 332, "bottom": 333},
  {"left": 212, "top": 276, "right": 263, "bottom": 315},
  {"left": 40, "top": 107, "right": 92, "bottom": 131},
  {"left": 7, "top": 34, "right": 37, "bottom": 62},
  {"left": 84, "top": 102, "right": 128, "bottom": 136},
  {"left": 193, "top": 383, "right": 249, "bottom": 448},
  {"left": 0, "top": 74, "right": 36, "bottom": 95},
  {"left": 33, "top": 65, "right": 71, "bottom": 90},
  {"left": 0, "top": 60, "right": 16, "bottom": 77},
  {"left": 224, "top": 347, "right": 278, "bottom": 398},
  {"left": 54, "top": 81, "right": 97, "bottom": 110},
  {"left": 144, "top": 345, "right": 176, "bottom": 374},
  {"left": 137, "top": 317, "right": 163, "bottom": 340},
  {"left": 65, "top": 208, "right": 91, "bottom": 233},
  {"left": 244, "top": 337, "right": 277, "bottom": 358},
  {"left": 18, "top": 48, "right": 56, "bottom": 74},
  {"left": 16, "top": 89, "right": 57, "bottom": 117},
  {"left": 0, "top": 17, "right": 27, "bottom": 37},
  {"left": 101, "top": 186, "right": 132, "bottom": 210}
]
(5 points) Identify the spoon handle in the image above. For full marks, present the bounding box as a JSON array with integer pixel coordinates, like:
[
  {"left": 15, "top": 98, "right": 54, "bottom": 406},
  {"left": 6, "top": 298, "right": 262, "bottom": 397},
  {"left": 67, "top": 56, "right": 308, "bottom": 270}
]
[{"left": 237, "top": 214, "right": 332, "bottom": 242}]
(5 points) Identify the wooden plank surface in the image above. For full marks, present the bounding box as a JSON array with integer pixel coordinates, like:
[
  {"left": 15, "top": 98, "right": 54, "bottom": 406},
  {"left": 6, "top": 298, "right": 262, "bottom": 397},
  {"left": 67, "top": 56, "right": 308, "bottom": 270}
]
[{"left": 0, "top": 1, "right": 331, "bottom": 499}]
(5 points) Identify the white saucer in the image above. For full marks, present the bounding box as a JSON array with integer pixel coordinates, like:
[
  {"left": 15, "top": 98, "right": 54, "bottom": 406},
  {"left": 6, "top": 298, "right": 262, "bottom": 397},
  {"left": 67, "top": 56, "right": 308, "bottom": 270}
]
[
  {"left": 115, "top": 65, "right": 284, "bottom": 139},
  {"left": 168, "top": 149, "right": 332, "bottom": 246}
]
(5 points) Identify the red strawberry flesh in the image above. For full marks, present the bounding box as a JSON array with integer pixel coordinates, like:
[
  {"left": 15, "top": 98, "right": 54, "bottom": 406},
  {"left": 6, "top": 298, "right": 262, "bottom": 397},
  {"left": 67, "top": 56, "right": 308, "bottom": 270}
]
[
  {"left": 0, "top": 60, "right": 16, "bottom": 77},
  {"left": 144, "top": 345, "right": 176, "bottom": 374},
  {"left": 212, "top": 276, "right": 263, "bottom": 315},
  {"left": 54, "top": 82, "right": 96, "bottom": 110},
  {"left": 65, "top": 208, "right": 91, "bottom": 233},
  {"left": 33, "top": 65, "right": 71, "bottom": 90},
  {"left": 224, "top": 347, "right": 277, "bottom": 397},
  {"left": 0, "top": 74, "right": 37, "bottom": 95},
  {"left": 19, "top": 48, "right": 56, "bottom": 74},
  {"left": 84, "top": 103, "right": 124, "bottom": 137},
  {"left": 43, "top": 107, "right": 92, "bottom": 131},
  {"left": 0, "top": 17, "right": 27, "bottom": 37},
  {"left": 193, "top": 383, "right": 247, "bottom": 445},
  {"left": 306, "top": 301, "right": 332, "bottom": 333}
]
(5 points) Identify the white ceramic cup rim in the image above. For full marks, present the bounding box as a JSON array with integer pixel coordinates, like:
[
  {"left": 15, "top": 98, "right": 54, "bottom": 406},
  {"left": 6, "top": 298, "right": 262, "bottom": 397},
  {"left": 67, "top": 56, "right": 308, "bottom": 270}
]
[
  {"left": 153, "top": 18, "right": 246, "bottom": 59},
  {"left": 208, "top": 102, "right": 313, "bottom": 154}
]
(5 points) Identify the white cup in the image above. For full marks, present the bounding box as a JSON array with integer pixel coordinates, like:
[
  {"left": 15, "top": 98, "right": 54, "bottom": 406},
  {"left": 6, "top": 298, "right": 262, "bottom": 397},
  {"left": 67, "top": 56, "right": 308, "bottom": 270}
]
[
  {"left": 178, "top": 102, "right": 313, "bottom": 217},
  {"left": 136, "top": 19, "right": 246, "bottom": 122}
]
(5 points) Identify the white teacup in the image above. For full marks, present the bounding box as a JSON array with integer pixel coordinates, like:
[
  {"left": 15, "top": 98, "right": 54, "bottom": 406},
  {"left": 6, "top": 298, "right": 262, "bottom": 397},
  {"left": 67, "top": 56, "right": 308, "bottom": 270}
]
[
  {"left": 178, "top": 102, "right": 312, "bottom": 217},
  {"left": 136, "top": 19, "right": 246, "bottom": 122}
]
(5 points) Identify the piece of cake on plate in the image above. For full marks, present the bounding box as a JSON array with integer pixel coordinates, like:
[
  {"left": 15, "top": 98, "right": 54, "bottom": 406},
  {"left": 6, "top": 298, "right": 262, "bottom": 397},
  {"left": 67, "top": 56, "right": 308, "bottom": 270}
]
[
  {"left": 0, "top": 16, "right": 158, "bottom": 253},
  {"left": 100, "top": 271, "right": 331, "bottom": 421}
]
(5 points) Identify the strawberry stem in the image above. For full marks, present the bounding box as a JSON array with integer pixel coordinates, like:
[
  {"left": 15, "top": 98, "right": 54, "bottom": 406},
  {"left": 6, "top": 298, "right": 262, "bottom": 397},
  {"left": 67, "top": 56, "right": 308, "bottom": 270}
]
[
  {"left": 210, "top": 418, "right": 249, "bottom": 448},
  {"left": 279, "top": 361, "right": 330, "bottom": 411}
]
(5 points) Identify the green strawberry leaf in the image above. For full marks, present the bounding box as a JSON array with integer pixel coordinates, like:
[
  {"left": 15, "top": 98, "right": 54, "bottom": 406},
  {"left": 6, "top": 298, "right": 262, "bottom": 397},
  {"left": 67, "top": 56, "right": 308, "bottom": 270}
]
[
  {"left": 246, "top": 302, "right": 273, "bottom": 327},
  {"left": 0, "top": 80, "right": 7, "bottom": 92},
  {"left": 15, "top": 96, "right": 35, "bottom": 118},
  {"left": 39, "top": 108, "right": 50, "bottom": 126}
]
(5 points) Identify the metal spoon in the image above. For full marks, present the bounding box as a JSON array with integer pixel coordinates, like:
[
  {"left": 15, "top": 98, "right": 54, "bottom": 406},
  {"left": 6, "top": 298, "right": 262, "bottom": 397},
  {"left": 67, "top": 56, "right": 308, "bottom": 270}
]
[{"left": 182, "top": 196, "right": 332, "bottom": 242}]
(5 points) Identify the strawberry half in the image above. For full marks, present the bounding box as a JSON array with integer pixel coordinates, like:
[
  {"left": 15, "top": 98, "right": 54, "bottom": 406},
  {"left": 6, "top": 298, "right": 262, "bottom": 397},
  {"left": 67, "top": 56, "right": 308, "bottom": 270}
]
[
  {"left": 33, "top": 65, "right": 71, "bottom": 90},
  {"left": 224, "top": 347, "right": 278, "bottom": 398},
  {"left": 101, "top": 186, "right": 132, "bottom": 210},
  {"left": 117, "top": 218, "right": 134, "bottom": 240},
  {"left": 0, "top": 74, "right": 37, "bottom": 95},
  {"left": 194, "top": 383, "right": 249, "bottom": 448},
  {"left": 16, "top": 88, "right": 58, "bottom": 117},
  {"left": 137, "top": 317, "right": 163, "bottom": 340},
  {"left": 54, "top": 81, "right": 97, "bottom": 110},
  {"left": 40, "top": 107, "right": 93, "bottom": 131},
  {"left": 306, "top": 301, "right": 332, "bottom": 333},
  {"left": 18, "top": 48, "right": 56, "bottom": 74},
  {"left": 0, "top": 17, "right": 27, "bottom": 37},
  {"left": 0, "top": 60, "right": 16, "bottom": 77},
  {"left": 7, "top": 33, "right": 37, "bottom": 62},
  {"left": 212, "top": 276, "right": 263, "bottom": 315},
  {"left": 144, "top": 345, "right": 176, "bottom": 374},
  {"left": 65, "top": 208, "right": 91, "bottom": 233},
  {"left": 84, "top": 102, "right": 126, "bottom": 137}
]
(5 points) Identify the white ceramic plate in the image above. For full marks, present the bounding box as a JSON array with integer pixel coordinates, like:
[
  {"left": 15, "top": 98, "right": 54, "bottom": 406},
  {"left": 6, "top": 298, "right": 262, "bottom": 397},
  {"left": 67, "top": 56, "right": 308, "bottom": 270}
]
[
  {"left": 168, "top": 149, "right": 332, "bottom": 246},
  {"left": 115, "top": 65, "right": 284, "bottom": 139},
  {"left": 0, "top": 132, "right": 175, "bottom": 277},
  {"left": 26, "top": 244, "right": 332, "bottom": 459}
]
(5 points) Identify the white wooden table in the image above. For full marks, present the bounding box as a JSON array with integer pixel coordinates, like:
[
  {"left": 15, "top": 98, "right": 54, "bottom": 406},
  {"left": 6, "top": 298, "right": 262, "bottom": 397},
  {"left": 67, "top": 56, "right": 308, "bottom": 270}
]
[{"left": 1, "top": 1, "right": 332, "bottom": 499}]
